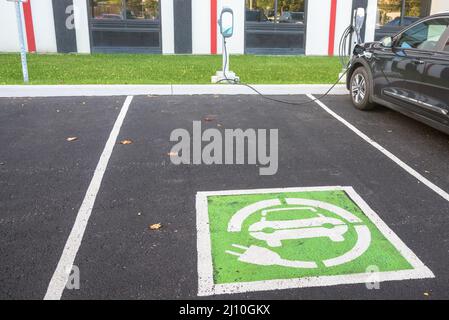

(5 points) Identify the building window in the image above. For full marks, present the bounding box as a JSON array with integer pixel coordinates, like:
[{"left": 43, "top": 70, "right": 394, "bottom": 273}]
[
  {"left": 125, "top": 0, "right": 159, "bottom": 20},
  {"left": 91, "top": 0, "right": 159, "bottom": 21},
  {"left": 246, "top": 0, "right": 305, "bottom": 23},
  {"left": 377, "top": 0, "right": 402, "bottom": 27},
  {"left": 375, "top": 0, "right": 432, "bottom": 40},
  {"left": 92, "top": 0, "right": 123, "bottom": 19},
  {"left": 245, "top": 0, "right": 307, "bottom": 54},
  {"left": 89, "top": 0, "right": 161, "bottom": 53}
]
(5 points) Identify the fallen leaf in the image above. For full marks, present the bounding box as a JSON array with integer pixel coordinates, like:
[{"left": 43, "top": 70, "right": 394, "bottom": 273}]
[
  {"left": 66, "top": 137, "right": 78, "bottom": 142},
  {"left": 424, "top": 292, "right": 430, "bottom": 297},
  {"left": 120, "top": 139, "right": 133, "bottom": 145},
  {"left": 149, "top": 223, "right": 162, "bottom": 230},
  {"left": 217, "top": 123, "right": 223, "bottom": 127},
  {"left": 167, "top": 151, "right": 178, "bottom": 157},
  {"left": 203, "top": 115, "right": 217, "bottom": 122}
]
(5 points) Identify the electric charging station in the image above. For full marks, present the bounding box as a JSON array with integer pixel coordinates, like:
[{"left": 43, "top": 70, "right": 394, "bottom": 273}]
[
  {"left": 338, "top": 7, "right": 366, "bottom": 82},
  {"left": 212, "top": 7, "right": 240, "bottom": 84},
  {"left": 7, "top": 0, "right": 29, "bottom": 83}
]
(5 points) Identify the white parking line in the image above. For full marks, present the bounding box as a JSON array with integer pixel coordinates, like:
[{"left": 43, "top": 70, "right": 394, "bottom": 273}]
[
  {"left": 44, "top": 96, "right": 134, "bottom": 300},
  {"left": 307, "top": 94, "right": 449, "bottom": 203}
]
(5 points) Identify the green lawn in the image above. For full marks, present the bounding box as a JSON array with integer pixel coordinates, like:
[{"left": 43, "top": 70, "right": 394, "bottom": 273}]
[{"left": 0, "top": 53, "right": 341, "bottom": 85}]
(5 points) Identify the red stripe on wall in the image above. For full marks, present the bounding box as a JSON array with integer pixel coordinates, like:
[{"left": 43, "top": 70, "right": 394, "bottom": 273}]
[
  {"left": 23, "top": 0, "right": 36, "bottom": 53},
  {"left": 328, "top": 0, "right": 338, "bottom": 56},
  {"left": 210, "top": 0, "right": 217, "bottom": 54}
]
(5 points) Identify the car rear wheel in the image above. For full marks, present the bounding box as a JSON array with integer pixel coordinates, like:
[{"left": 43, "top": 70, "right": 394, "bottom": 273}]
[{"left": 350, "top": 67, "right": 376, "bottom": 110}]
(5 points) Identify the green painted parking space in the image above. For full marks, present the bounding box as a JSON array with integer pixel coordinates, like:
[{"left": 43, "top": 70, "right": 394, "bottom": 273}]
[{"left": 196, "top": 187, "right": 434, "bottom": 296}]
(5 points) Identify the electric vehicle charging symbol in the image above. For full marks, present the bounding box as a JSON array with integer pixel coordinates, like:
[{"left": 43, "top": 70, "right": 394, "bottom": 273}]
[{"left": 226, "top": 198, "right": 371, "bottom": 269}]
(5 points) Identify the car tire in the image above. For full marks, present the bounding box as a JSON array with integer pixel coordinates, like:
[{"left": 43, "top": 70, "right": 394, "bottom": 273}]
[{"left": 350, "top": 66, "right": 376, "bottom": 111}]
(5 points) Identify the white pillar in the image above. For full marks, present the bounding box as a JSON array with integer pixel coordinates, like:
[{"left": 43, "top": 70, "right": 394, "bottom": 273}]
[
  {"left": 31, "top": 0, "right": 57, "bottom": 53},
  {"left": 73, "top": 0, "right": 91, "bottom": 53},
  {"left": 305, "top": 0, "right": 332, "bottom": 55},
  {"left": 364, "top": 0, "right": 377, "bottom": 43},
  {"left": 334, "top": 0, "right": 353, "bottom": 56},
  {"left": 161, "top": 0, "right": 175, "bottom": 54},
  {"left": 192, "top": 0, "right": 211, "bottom": 54},
  {"left": 431, "top": 0, "right": 449, "bottom": 14},
  {"left": 0, "top": 1, "right": 21, "bottom": 52}
]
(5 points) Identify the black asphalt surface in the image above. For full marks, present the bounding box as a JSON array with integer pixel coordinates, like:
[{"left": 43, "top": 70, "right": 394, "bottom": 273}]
[{"left": 0, "top": 94, "right": 448, "bottom": 300}]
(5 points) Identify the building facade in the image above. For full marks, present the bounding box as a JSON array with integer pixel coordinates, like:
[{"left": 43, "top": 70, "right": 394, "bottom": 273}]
[{"left": 1, "top": 0, "right": 448, "bottom": 56}]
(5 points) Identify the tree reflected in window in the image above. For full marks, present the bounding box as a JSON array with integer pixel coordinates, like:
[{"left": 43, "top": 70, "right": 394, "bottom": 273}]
[
  {"left": 91, "top": 0, "right": 159, "bottom": 21},
  {"left": 245, "top": 0, "right": 305, "bottom": 23}
]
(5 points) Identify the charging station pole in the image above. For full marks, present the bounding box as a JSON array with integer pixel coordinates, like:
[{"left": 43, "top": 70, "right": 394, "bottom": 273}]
[
  {"left": 339, "top": 7, "right": 365, "bottom": 83},
  {"left": 212, "top": 7, "right": 239, "bottom": 83},
  {"left": 8, "top": 0, "right": 29, "bottom": 83}
]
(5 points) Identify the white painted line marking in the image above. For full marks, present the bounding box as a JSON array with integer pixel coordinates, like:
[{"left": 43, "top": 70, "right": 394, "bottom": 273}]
[
  {"left": 44, "top": 96, "right": 134, "bottom": 300},
  {"left": 307, "top": 94, "right": 449, "bottom": 203},
  {"left": 196, "top": 186, "right": 434, "bottom": 296}
]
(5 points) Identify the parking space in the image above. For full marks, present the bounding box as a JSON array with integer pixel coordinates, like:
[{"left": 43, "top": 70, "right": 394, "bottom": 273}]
[
  {"left": 0, "top": 96, "right": 124, "bottom": 299},
  {"left": 1, "top": 94, "right": 448, "bottom": 299}
]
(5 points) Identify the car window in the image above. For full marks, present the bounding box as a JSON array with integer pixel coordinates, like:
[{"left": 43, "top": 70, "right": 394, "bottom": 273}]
[{"left": 396, "top": 18, "right": 449, "bottom": 51}]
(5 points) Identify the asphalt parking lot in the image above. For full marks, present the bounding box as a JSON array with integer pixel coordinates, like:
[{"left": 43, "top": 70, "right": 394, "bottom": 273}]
[{"left": 1, "top": 94, "right": 449, "bottom": 300}]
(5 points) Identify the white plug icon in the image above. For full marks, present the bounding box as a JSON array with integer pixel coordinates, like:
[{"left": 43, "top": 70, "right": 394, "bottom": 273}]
[{"left": 226, "top": 244, "right": 318, "bottom": 269}]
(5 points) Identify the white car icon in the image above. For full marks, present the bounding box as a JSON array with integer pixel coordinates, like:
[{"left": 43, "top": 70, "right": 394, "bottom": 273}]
[{"left": 248, "top": 212, "right": 348, "bottom": 247}]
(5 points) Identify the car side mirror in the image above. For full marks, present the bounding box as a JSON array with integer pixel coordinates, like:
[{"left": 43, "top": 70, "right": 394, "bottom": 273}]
[{"left": 380, "top": 36, "right": 393, "bottom": 48}]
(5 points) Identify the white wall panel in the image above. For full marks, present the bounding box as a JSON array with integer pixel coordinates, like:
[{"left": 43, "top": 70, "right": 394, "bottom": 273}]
[
  {"left": 216, "top": 0, "right": 245, "bottom": 55},
  {"left": 0, "top": 1, "right": 21, "bottom": 52},
  {"left": 192, "top": 0, "right": 211, "bottom": 54},
  {"left": 431, "top": 0, "right": 449, "bottom": 14},
  {"left": 161, "top": 0, "right": 175, "bottom": 54},
  {"left": 306, "top": 0, "right": 331, "bottom": 55},
  {"left": 73, "top": 0, "right": 91, "bottom": 53},
  {"left": 31, "top": 0, "right": 57, "bottom": 53},
  {"left": 333, "top": 0, "right": 353, "bottom": 56}
]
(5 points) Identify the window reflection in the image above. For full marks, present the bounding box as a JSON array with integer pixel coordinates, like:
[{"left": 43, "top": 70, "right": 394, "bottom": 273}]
[
  {"left": 377, "top": 0, "right": 402, "bottom": 27},
  {"left": 376, "top": 0, "right": 431, "bottom": 29},
  {"left": 91, "top": 0, "right": 159, "bottom": 21},
  {"left": 245, "top": 0, "right": 305, "bottom": 23},
  {"left": 92, "top": 0, "right": 123, "bottom": 20},
  {"left": 125, "top": 0, "right": 159, "bottom": 20},
  {"left": 397, "top": 18, "right": 449, "bottom": 50}
]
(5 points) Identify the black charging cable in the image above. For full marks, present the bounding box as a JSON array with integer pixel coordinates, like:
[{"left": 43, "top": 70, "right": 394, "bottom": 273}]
[{"left": 217, "top": 37, "right": 349, "bottom": 106}]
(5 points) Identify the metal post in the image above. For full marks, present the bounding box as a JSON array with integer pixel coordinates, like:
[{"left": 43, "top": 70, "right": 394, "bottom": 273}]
[
  {"left": 400, "top": 0, "right": 406, "bottom": 26},
  {"left": 14, "top": 0, "right": 29, "bottom": 83},
  {"left": 274, "top": 0, "right": 278, "bottom": 23},
  {"left": 222, "top": 38, "right": 229, "bottom": 75}
]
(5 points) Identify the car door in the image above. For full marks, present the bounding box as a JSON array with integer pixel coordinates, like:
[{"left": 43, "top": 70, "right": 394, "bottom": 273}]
[
  {"left": 372, "top": 17, "right": 449, "bottom": 115},
  {"left": 419, "top": 26, "right": 449, "bottom": 125}
]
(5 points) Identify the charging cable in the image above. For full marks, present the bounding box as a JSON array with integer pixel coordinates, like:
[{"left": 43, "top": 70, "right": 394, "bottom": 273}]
[{"left": 218, "top": 38, "right": 349, "bottom": 106}]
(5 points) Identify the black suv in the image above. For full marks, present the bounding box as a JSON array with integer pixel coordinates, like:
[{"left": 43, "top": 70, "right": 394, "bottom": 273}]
[{"left": 347, "top": 12, "right": 449, "bottom": 134}]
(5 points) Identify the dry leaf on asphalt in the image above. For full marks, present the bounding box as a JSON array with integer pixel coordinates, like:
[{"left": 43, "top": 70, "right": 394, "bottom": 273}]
[
  {"left": 66, "top": 137, "right": 78, "bottom": 142},
  {"left": 149, "top": 223, "right": 162, "bottom": 230},
  {"left": 120, "top": 139, "right": 133, "bottom": 145},
  {"left": 203, "top": 115, "right": 217, "bottom": 122},
  {"left": 167, "top": 151, "right": 178, "bottom": 157}
]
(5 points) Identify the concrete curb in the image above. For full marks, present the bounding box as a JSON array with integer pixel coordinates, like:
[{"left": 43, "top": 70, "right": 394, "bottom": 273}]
[{"left": 0, "top": 84, "right": 348, "bottom": 98}]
